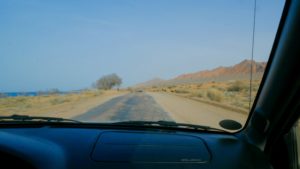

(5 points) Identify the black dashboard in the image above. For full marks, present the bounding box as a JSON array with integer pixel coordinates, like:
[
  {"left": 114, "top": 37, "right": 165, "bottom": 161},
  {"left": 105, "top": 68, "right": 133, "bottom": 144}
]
[{"left": 0, "top": 126, "right": 272, "bottom": 169}]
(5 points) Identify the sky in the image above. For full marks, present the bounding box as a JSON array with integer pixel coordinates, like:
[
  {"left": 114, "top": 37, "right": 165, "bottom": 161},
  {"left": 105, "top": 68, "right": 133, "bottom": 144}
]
[{"left": 0, "top": 0, "right": 285, "bottom": 92}]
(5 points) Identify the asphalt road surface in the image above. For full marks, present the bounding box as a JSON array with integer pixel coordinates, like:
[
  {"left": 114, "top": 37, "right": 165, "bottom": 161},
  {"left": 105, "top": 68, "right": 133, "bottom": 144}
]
[
  {"left": 74, "top": 92, "right": 173, "bottom": 122},
  {"left": 73, "top": 92, "right": 247, "bottom": 128}
]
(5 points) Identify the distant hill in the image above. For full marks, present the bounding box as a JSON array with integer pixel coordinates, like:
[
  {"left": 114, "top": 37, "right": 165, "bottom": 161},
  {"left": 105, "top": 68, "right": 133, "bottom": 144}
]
[
  {"left": 175, "top": 59, "right": 266, "bottom": 80},
  {"left": 134, "top": 60, "right": 267, "bottom": 87}
]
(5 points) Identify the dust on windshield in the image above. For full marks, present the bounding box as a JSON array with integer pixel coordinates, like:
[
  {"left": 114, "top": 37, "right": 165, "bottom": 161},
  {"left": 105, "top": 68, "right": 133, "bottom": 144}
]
[{"left": 0, "top": 0, "right": 285, "bottom": 131}]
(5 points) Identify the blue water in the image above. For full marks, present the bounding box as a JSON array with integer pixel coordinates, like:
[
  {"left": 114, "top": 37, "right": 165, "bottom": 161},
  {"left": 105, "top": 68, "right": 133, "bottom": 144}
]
[
  {"left": 2, "top": 91, "right": 80, "bottom": 97},
  {"left": 4, "top": 92, "right": 39, "bottom": 97}
]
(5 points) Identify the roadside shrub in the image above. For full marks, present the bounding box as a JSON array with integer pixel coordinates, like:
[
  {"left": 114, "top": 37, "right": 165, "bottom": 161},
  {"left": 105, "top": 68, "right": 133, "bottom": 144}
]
[
  {"left": 232, "top": 101, "right": 249, "bottom": 109},
  {"left": 197, "top": 84, "right": 203, "bottom": 88},
  {"left": 197, "top": 92, "right": 204, "bottom": 98},
  {"left": 207, "top": 89, "right": 223, "bottom": 102},
  {"left": 190, "top": 91, "right": 204, "bottom": 98},
  {"left": 174, "top": 89, "right": 189, "bottom": 94},
  {"left": 227, "top": 81, "right": 247, "bottom": 92},
  {"left": 50, "top": 97, "right": 70, "bottom": 105},
  {"left": 167, "top": 85, "right": 175, "bottom": 89},
  {"left": 212, "top": 85, "right": 225, "bottom": 91}
]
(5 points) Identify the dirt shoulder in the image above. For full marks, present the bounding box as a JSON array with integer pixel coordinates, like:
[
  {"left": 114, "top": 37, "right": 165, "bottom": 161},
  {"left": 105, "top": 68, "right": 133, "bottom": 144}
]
[
  {"left": 148, "top": 92, "right": 247, "bottom": 128},
  {"left": 172, "top": 93, "right": 249, "bottom": 114}
]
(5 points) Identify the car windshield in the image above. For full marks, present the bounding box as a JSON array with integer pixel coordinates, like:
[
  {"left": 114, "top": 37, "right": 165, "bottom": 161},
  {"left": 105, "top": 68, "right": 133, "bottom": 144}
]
[{"left": 0, "top": 0, "right": 285, "bottom": 132}]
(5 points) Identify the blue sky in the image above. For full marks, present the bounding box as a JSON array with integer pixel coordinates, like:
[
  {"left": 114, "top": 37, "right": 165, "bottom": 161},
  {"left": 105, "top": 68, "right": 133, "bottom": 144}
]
[{"left": 0, "top": 0, "right": 285, "bottom": 92}]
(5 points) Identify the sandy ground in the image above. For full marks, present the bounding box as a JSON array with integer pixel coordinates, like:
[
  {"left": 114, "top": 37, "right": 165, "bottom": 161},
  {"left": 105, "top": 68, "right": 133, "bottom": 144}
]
[
  {"left": 50, "top": 91, "right": 127, "bottom": 118},
  {"left": 0, "top": 91, "right": 127, "bottom": 118},
  {"left": 148, "top": 92, "right": 247, "bottom": 128}
]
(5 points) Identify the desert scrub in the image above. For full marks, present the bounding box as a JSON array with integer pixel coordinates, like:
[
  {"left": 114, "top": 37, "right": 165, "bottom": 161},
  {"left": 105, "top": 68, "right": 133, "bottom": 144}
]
[
  {"left": 197, "top": 84, "right": 203, "bottom": 88},
  {"left": 50, "top": 97, "right": 70, "bottom": 105},
  {"left": 167, "top": 85, "right": 175, "bottom": 89},
  {"left": 81, "top": 90, "right": 102, "bottom": 97},
  {"left": 170, "top": 89, "right": 176, "bottom": 93},
  {"left": 161, "top": 88, "right": 167, "bottom": 92},
  {"left": 231, "top": 101, "right": 249, "bottom": 110},
  {"left": 227, "top": 81, "right": 247, "bottom": 92},
  {"left": 174, "top": 89, "right": 189, "bottom": 94},
  {"left": 190, "top": 91, "right": 205, "bottom": 98},
  {"left": 207, "top": 89, "right": 223, "bottom": 102},
  {"left": 213, "top": 86, "right": 226, "bottom": 91}
]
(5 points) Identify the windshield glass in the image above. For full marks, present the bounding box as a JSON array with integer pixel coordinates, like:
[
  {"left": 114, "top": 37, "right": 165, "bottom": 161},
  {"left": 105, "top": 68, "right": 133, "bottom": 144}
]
[{"left": 0, "top": 0, "right": 285, "bottom": 132}]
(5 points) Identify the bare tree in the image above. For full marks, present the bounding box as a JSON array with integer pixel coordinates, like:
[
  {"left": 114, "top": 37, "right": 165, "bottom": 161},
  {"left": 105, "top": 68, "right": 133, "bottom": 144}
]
[{"left": 95, "top": 74, "right": 122, "bottom": 90}]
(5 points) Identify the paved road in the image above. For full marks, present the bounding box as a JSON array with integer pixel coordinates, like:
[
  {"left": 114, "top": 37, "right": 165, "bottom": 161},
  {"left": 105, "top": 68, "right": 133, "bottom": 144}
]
[
  {"left": 73, "top": 92, "right": 172, "bottom": 122},
  {"left": 73, "top": 92, "right": 247, "bottom": 129}
]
